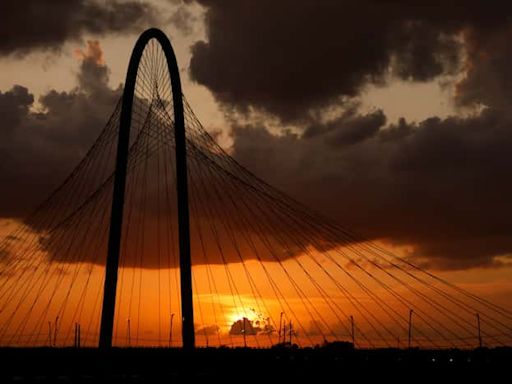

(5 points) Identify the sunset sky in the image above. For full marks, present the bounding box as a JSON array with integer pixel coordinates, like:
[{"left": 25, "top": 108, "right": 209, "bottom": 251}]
[{"left": 0, "top": 1, "right": 511, "bottom": 347}]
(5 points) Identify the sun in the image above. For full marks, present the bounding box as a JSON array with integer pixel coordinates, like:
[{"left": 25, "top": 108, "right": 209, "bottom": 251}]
[{"left": 227, "top": 308, "right": 254, "bottom": 326}]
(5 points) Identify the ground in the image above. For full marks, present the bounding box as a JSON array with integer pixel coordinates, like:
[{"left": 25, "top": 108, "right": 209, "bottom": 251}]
[{"left": 0, "top": 346, "right": 510, "bottom": 382}]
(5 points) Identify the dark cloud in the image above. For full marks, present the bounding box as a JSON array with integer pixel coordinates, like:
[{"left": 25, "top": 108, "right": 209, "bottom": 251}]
[
  {"left": 196, "top": 324, "right": 220, "bottom": 336},
  {"left": 229, "top": 318, "right": 258, "bottom": 336},
  {"left": 188, "top": 0, "right": 512, "bottom": 122},
  {"left": 304, "top": 109, "right": 386, "bottom": 146},
  {"left": 0, "top": 37, "right": 317, "bottom": 269},
  {"left": 455, "top": 25, "right": 512, "bottom": 109},
  {"left": 229, "top": 316, "right": 274, "bottom": 336},
  {"left": 2, "top": 1, "right": 512, "bottom": 274},
  {"left": 230, "top": 107, "right": 512, "bottom": 270},
  {"left": 0, "top": 0, "right": 156, "bottom": 56},
  {"left": 0, "top": 41, "right": 121, "bottom": 217},
  {"left": 0, "top": 86, "right": 34, "bottom": 132},
  {"left": 185, "top": 1, "right": 512, "bottom": 270},
  {"left": 389, "top": 20, "right": 460, "bottom": 82}
]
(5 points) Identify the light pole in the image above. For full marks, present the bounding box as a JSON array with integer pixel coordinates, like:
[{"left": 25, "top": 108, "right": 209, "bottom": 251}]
[
  {"left": 169, "top": 313, "right": 175, "bottom": 347},
  {"left": 279, "top": 312, "right": 284, "bottom": 344}
]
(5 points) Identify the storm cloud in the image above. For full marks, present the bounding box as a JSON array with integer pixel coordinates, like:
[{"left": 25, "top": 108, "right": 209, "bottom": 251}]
[
  {"left": 230, "top": 108, "right": 512, "bottom": 270},
  {"left": 182, "top": 1, "right": 512, "bottom": 269},
  {"left": 0, "top": 0, "right": 157, "bottom": 56},
  {"left": 0, "top": 41, "right": 120, "bottom": 216},
  {"left": 1, "top": 1, "right": 512, "bottom": 271},
  {"left": 189, "top": 0, "right": 512, "bottom": 122}
]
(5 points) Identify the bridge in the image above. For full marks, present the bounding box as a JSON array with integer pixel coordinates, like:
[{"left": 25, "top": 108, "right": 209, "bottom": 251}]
[{"left": 0, "top": 29, "right": 511, "bottom": 351}]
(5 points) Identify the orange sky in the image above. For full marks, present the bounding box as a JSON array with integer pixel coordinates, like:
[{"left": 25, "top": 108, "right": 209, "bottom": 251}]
[{"left": 1, "top": 218, "right": 511, "bottom": 348}]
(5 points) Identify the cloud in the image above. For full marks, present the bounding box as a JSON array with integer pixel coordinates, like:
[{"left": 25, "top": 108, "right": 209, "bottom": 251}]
[
  {"left": 230, "top": 107, "right": 512, "bottom": 270},
  {"left": 228, "top": 315, "right": 274, "bottom": 336},
  {"left": 0, "top": 43, "right": 312, "bottom": 269},
  {"left": 455, "top": 25, "right": 512, "bottom": 109},
  {"left": 229, "top": 317, "right": 258, "bottom": 336},
  {"left": 0, "top": 218, "right": 48, "bottom": 272},
  {"left": 168, "top": 1, "right": 199, "bottom": 36},
  {"left": 0, "top": 41, "right": 121, "bottom": 217},
  {"left": 303, "top": 109, "right": 386, "bottom": 146},
  {"left": 2, "top": 2, "right": 512, "bottom": 273},
  {"left": 196, "top": 324, "right": 220, "bottom": 336},
  {"left": 0, "top": 85, "right": 34, "bottom": 134},
  {"left": 0, "top": 37, "right": 319, "bottom": 269},
  {"left": 183, "top": 1, "right": 512, "bottom": 270},
  {"left": 0, "top": 0, "right": 157, "bottom": 56},
  {"left": 188, "top": 0, "right": 512, "bottom": 122}
]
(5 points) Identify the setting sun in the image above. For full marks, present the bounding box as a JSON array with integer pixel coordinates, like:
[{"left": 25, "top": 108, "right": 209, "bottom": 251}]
[{"left": 227, "top": 309, "right": 252, "bottom": 326}]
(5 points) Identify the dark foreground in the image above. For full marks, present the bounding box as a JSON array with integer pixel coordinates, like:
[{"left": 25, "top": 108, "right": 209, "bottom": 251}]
[{"left": 1, "top": 346, "right": 510, "bottom": 383}]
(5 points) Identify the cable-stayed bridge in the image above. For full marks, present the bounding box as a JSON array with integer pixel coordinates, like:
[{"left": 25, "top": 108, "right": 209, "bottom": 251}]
[{"left": 0, "top": 29, "right": 511, "bottom": 351}]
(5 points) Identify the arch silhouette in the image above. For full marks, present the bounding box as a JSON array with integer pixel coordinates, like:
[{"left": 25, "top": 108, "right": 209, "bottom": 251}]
[{"left": 99, "top": 28, "right": 194, "bottom": 349}]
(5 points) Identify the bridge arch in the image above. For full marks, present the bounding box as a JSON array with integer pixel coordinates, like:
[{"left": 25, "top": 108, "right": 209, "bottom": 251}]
[{"left": 99, "top": 28, "right": 194, "bottom": 350}]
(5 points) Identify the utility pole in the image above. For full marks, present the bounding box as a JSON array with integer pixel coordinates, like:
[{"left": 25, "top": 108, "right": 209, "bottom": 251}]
[
  {"left": 350, "top": 315, "right": 355, "bottom": 346},
  {"left": 243, "top": 318, "right": 247, "bottom": 348},
  {"left": 48, "top": 322, "right": 52, "bottom": 347},
  {"left": 408, "top": 309, "right": 413, "bottom": 349},
  {"left": 169, "top": 313, "right": 174, "bottom": 347},
  {"left": 53, "top": 316, "right": 59, "bottom": 347},
  {"left": 289, "top": 321, "right": 292, "bottom": 345},
  {"left": 74, "top": 323, "right": 80, "bottom": 348},
  {"left": 127, "top": 319, "right": 131, "bottom": 347},
  {"left": 279, "top": 312, "right": 284, "bottom": 344},
  {"left": 476, "top": 313, "right": 482, "bottom": 348}
]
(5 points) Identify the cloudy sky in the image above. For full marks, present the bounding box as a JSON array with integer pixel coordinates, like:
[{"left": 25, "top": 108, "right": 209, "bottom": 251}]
[
  {"left": 1, "top": 0, "right": 512, "bottom": 347},
  {"left": 2, "top": 0, "right": 511, "bottom": 270}
]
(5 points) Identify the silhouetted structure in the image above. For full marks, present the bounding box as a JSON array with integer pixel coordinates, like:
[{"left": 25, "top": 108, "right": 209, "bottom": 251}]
[{"left": 99, "top": 28, "right": 194, "bottom": 350}]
